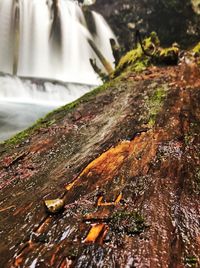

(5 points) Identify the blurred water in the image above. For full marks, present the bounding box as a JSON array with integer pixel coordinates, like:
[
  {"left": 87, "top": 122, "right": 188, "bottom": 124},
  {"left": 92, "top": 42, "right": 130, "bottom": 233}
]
[
  {"left": 0, "top": 75, "right": 94, "bottom": 142},
  {"left": 0, "top": 101, "right": 53, "bottom": 141},
  {"left": 0, "top": 0, "right": 116, "bottom": 141},
  {"left": 0, "top": 0, "right": 116, "bottom": 85},
  {"left": 0, "top": 74, "right": 93, "bottom": 106}
]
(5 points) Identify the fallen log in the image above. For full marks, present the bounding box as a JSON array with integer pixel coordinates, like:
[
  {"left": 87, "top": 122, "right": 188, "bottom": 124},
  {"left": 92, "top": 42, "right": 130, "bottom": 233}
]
[{"left": 0, "top": 58, "right": 200, "bottom": 267}]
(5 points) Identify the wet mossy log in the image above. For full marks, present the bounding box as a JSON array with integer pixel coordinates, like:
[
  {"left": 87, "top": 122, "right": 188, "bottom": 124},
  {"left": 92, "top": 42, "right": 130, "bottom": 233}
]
[{"left": 0, "top": 58, "right": 200, "bottom": 267}]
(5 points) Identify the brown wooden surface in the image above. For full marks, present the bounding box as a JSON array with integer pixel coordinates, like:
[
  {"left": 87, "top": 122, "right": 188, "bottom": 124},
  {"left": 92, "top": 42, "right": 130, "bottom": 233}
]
[{"left": 0, "top": 63, "right": 200, "bottom": 267}]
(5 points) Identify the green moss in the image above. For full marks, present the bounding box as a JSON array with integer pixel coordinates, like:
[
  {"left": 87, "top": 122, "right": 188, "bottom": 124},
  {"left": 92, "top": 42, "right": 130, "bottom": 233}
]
[
  {"left": 147, "top": 86, "right": 168, "bottom": 127},
  {"left": 193, "top": 42, "right": 200, "bottom": 56},
  {"left": 143, "top": 31, "right": 160, "bottom": 49},
  {"left": 157, "top": 45, "right": 179, "bottom": 65},
  {"left": 114, "top": 32, "right": 160, "bottom": 77},
  {"left": 2, "top": 78, "right": 118, "bottom": 147},
  {"left": 113, "top": 32, "right": 179, "bottom": 78},
  {"left": 184, "top": 134, "right": 192, "bottom": 146},
  {"left": 3, "top": 118, "right": 56, "bottom": 146},
  {"left": 184, "top": 256, "right": 198, "bottom": 267},
  {"left": 159, "top": 46, "right": 179, "bottom": 56},
  {"left": 114, "top": 45, "right": 145, "bottom": 75},
  {"left": 110, "top": 210, "right": 147, "bottom": 235}
]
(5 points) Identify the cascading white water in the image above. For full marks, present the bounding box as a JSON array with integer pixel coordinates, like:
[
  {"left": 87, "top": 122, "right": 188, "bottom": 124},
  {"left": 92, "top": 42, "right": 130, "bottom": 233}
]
[
  {"left": 0, "top": 74, "right": 93, "bottom": 106},
  {"left": 0, "top": 73, "right": 94, "bottom": 141},
  {"left": 92, "top": 11, "right": 116, "bottom": 66},
  {"left": 17, "top": 0, "right": 50, "bottom": 78},
  {"left": 0, "top": 0, "right": 15, "bottom": 74},
  {"left": 0, "top": 0, "right": 116, "bottom": 85},
  {"left": 0, "top": 0, "right": 117, "bottom": 141}
]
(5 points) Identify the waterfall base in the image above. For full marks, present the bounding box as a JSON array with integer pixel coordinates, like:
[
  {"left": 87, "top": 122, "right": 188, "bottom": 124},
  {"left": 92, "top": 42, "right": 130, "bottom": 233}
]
[
  {"left": 0, "top": 101, "right": 53, "bottom": 142},
  {"left": 0, "top": 74, "right": 94, "bottom": 141}
]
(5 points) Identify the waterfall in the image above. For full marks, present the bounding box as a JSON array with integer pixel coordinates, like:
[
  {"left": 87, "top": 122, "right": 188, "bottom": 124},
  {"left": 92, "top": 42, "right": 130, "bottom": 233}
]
[
  {"left": 0, "top": 0, "right": 117, "bottom": 141},
  {"left": 0, "top": 74, "right": 93, "bottom": 106},
  {"left": 0, "top": 73, "right": 93, "bottom": 141},
  {"left": 0, "top": 0, "right": 116, "bottom": 85},
  {"left": 0, "top": 0, "right": 15, "bottom": 74}
]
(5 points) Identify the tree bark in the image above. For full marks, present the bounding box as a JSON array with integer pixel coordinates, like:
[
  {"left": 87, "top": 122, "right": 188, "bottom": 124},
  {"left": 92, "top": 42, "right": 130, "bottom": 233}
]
[{"left": 0, "top": 62, "right": 200, "bottom": 267}]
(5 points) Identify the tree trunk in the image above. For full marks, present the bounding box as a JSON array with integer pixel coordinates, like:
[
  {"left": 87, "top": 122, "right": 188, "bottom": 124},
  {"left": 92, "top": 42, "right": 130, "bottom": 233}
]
[{"left": 0, "top": 61, "right": 200, "bottom": 267}]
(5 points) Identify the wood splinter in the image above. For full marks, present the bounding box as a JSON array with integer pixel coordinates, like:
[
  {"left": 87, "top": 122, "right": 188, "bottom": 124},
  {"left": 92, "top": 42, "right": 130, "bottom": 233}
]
[
  {"left": 97, "top": 193, "right": 122, "bottom": 207},
  {"left": 83, "top": 223, "right": 108, "bottom": 244}
]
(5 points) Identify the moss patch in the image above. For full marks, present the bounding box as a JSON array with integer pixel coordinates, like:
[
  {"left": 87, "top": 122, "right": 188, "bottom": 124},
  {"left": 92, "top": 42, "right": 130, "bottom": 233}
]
[
  {"left": 110, "top": 210, "right": 147, "bottom": 235},
  {"left": 184, "top": 256, "right": 198, "bottom": 267},
  {"left": 156, "top": 45, "right": 179, "bottom": 65},
  {"left": 113, "top": 32, "right": 179, "bottom": 78},
  {"left": 113, "top": 32, "right": 159, "bottom": 77},
  {"left": 147, "top": 86, "right": 168, "bottom": 127},
  {"left": 192, "top": 41, "right": 200, "bottom": 65},
  {"left": 114, "top": 46, "right": 147, "bottom": 75},
  {"left": 193, "top": 42, "right": 200, "bottom": 54}
]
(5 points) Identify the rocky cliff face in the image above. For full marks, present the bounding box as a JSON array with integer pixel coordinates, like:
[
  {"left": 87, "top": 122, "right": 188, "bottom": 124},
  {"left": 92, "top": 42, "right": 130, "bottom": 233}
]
[{"left": 92, "top": 0, "right": 200, "bottom": 51}]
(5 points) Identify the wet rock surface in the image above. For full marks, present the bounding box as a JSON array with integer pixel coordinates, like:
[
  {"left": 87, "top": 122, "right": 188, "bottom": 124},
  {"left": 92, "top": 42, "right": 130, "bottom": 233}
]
[
  {"left": 92, "top": 0, "right": 200, "bottom": 51},
  {"left": 0, "top": 62, "right": 200, "bottom": 267}
]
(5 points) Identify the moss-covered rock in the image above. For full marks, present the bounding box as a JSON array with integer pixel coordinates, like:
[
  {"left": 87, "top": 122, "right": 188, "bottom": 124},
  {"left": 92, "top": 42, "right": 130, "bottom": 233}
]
[
  {"left": 113, "top": 45, "right": 148, "bottom": 76},
  {"left": 156, "top": 44, "right": 179, "bottom": 65},
  {"left": 113, "top": 32, "right": 179, "bottom": 78},
  {"left": 113, "top": 32, "right": 159, "bottom": 77}
]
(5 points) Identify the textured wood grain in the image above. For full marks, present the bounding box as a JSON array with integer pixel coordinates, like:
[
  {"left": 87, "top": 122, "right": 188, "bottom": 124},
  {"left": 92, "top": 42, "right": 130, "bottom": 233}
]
[{"left": 0, "top": 63, "right": 199, "bottom": 267}]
